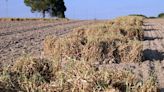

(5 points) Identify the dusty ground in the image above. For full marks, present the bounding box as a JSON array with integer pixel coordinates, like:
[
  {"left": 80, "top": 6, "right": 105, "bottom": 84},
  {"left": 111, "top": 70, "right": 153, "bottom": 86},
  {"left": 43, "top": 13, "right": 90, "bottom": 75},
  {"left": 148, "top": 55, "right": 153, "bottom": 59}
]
[
  {"left": 0, "top": 18, "right": 164, "bottom": 91},
  {"left": 0, "top": 19, "right": 97, "bottom": 66},
  {"left": 143, "top": 19, "right": 164, "bottom": 91}
]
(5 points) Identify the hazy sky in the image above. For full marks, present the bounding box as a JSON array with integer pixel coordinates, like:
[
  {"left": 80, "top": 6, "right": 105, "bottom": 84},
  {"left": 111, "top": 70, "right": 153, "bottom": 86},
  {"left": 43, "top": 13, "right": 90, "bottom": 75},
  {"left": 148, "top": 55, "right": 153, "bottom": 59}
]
[{"left": 0, "top": 0, "right": 164, "bottom": 19}]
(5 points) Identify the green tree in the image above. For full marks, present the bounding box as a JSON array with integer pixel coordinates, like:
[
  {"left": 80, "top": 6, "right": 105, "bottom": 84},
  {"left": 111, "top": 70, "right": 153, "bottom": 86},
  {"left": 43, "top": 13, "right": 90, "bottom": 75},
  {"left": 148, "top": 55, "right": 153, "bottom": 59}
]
[
  {"left": 158, "top": 13, "right": 164, "bottom": 18},
  {"left": 24, "top": 0, "right": 66, "bottom": 18}
]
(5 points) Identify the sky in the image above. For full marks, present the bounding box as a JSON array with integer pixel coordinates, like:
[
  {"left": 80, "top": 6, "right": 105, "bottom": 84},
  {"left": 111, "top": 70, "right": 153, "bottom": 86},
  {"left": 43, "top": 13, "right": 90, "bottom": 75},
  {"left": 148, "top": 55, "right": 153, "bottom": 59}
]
[{"left": 0, "top": 0, "right": 164, "bottom": 19}]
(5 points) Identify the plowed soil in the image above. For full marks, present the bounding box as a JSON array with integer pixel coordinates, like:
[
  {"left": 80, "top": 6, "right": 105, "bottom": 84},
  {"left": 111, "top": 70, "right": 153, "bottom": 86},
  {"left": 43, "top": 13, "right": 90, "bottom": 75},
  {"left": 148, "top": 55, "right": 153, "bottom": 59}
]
[
  {"left": 143, "top": 19, "right": 164, "bottom": 91},
  {"left": 0, "top": 19, "right": 97, "bottom": 66}
]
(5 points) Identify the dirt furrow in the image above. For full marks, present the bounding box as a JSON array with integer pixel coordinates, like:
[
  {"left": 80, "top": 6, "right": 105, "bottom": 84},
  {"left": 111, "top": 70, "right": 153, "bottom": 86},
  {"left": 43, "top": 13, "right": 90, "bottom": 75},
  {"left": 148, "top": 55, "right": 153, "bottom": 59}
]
[
  {"left": 153, "top": 23, "right": 164, "bottom": 90},
  {"left": 143, "top": 19, "right": 164, "bottom": 91},
  {"left": 154, "top": 61, "right": 164, "bottom": 89},
  {"left": 140, "top": 61, "right": 151, "bottom": 82},
  {"left": 0, "top": 20, "right": 80, "bottom": 36}
]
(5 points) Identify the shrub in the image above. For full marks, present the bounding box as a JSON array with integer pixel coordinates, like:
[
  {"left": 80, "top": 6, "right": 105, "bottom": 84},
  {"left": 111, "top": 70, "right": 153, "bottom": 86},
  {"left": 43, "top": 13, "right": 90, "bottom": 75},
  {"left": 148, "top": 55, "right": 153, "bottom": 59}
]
[
  {"left": 129, "top": 14, "right": 147, "bottom": 18},
  {"left": 149, "top": 16, "right": 156, "bottom": 19}
]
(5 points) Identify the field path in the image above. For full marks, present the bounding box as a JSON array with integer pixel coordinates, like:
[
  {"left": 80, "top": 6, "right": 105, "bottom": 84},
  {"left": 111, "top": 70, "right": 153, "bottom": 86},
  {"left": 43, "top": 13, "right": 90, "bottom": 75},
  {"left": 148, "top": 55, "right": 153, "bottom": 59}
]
[
  {"left": 0, "top": 19, "right": 98, "bottom": 66},
  {"left": 143, "top": 19, "right": 164, "bottom": 91}
]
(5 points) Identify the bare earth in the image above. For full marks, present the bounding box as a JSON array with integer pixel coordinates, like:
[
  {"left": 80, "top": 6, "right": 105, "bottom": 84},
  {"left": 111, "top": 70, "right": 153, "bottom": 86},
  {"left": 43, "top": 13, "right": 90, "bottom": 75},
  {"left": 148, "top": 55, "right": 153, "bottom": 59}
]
[
  {"left": 0, "top": 19, "right": 97, "bottom": 66},
  {"left": 0, "top": 19, "right": 164, "bottom": 91},
  {"left": 143, "top": 19, "right": 164, "bottom": 91}
]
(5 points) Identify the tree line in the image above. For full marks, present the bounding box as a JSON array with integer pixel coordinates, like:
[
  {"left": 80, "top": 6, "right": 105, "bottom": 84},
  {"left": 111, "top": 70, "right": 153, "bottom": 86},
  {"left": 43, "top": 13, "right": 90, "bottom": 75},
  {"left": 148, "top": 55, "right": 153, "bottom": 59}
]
[{"left": 129, "top": 13, "right": 164, "bottom": 19}]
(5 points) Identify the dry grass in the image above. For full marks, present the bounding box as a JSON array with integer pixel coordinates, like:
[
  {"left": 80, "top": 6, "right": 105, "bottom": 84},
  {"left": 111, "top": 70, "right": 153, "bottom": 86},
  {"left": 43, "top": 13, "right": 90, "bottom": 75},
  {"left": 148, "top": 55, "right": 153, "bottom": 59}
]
[
  {"left": 0, "top": 56, "right": 55, "bottom": 92},
  {"left": 0, "top": 56, "right": 157, "bottom": 92},
  {"left": 113, "top": 16, "right": 144, "bottom": 26},
  {"left": 109, "top": 16, "right": 144, "bottom": 40},
  {"left": 44, "top": 16, "right": 144, "bottom": 64}
]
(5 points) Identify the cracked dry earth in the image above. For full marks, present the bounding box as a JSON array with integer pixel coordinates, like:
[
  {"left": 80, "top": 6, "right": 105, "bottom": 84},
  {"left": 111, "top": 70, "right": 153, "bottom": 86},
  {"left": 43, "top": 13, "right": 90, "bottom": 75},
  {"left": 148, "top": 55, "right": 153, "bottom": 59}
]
[
  {"left": 1, "top": 19, "right": 164, "bottom": 91},
  {"left": 0, "top": 19, "right": 97, "bottom": 66}
]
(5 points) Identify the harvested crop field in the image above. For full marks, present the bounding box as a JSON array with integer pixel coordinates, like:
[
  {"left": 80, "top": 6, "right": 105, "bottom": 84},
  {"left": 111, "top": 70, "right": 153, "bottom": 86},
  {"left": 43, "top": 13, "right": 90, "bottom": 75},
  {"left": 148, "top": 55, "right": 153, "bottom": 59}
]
[
  {"left": 0, "top": 19, "right": 98, "bottom": 66},
  {"left": 0, "top": 17, "right": 164, "bottom": 92}
]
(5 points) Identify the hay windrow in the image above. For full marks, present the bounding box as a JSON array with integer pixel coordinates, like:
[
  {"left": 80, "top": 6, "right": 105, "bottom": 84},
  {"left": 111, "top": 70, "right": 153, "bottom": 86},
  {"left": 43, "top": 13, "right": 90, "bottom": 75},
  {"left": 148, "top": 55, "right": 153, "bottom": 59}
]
[
  {"left": 0, "top": 57, "right": 157, "bottom": 92},
  {"left": 44, "top": 16, "right": 144, "bottom": 64}
]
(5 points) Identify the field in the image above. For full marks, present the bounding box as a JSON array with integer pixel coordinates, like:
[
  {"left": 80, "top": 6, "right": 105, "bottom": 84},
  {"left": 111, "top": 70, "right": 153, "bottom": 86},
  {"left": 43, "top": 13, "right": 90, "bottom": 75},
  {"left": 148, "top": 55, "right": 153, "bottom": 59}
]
[
  {"left": 0, "top": 18, "right": 96, "bottom": 65},
  {"left": 0, "top": 17, "right": 164, "bottom": 92}
]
